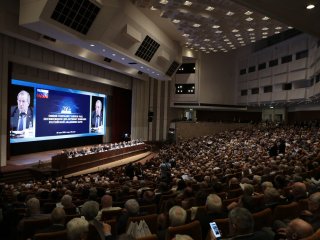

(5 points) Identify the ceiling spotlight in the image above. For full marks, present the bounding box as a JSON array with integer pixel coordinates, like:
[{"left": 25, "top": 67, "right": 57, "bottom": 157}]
[
  {"left": 235, "top": 34, "right": 241, "bottom": 37},
  {"left": 121, "top": 57, "right": 125, "bottom": 60},
  {"left": 184, "top": 1, "right": 192, "bottom": 6},
  {"left": 112, "top": 53, "right": 116, "bottom": 56},
  {"left": 102, "top": 49, "right": 106, "bottom": 52},
  {"left": 193, "top": 23, "right": 201, "bottom": 27},
  {"left": 232, "top": 29, "right": 239, "bottom": 32},
  {"left": 237, "top": 37, "right": 243, "bottom": 40},
  {"left": 226, "top": 11, "right": 235, "bottom": 16},
  {"left": 262, "top": 27, "right": 269, "bottom": 31},
  {"left": 172, "top": 19, "right": 180, "bottom": 23},
  {"left": 182, "top": 33, "right": 190, "bottom": 37},
  {"left": 90, "top": 44, "right": 95, "bottom": 47},
  {"left": 262, "top": 36, "right": 267, "bottom": 38},
  {"left": 262, "top": 16, "right": 270, "bottom": 20},
  {"left": 204, "top": 39, "right": 210, "bottom": 42},
  {"left": 288, "top": 26, "right": 293, "bottom": 29},
  {"left": 247, "top": 28, "right": 254, "bottom": 31},
  {"left": 215, "top": 30, "right": 222, "bottom": 34},
  {"left": 275, "top": 26, "right": 282, "bottom": 30},
  {"left": 251, "top": 40, "right": 256, "bottom": 42},
  {"left": 246, "top": 17, "right": 254, "bottom": 21},
  {"left": 275, "top": 31, "right": 280, "bottom": 34},
  {"left": 306, "top": 4, "right": 315, "bottom": 9},
  {"left": 212, "top": 25, "right": 220, "bottom": 29},
  {"left": 205, "top": 6, "right": 214, "bottom": 11},
  {"left": 244, "top": 11, "right": 253, "bottom": 15},
  {"left": 159, "top": 0, "right": 168, "bottom": 4},
  {"left": 262, "top": 32, "right": 268, "bottom": 35}
]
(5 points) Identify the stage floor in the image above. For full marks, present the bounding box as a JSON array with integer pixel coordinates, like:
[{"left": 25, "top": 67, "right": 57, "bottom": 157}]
[{"left": 4, "top": 149, "right": 155, "bottom": 177}]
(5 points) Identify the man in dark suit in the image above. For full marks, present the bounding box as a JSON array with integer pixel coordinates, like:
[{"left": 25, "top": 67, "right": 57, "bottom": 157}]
[
  {"left": 91, "top": 99, "right": 103, "bottom": 128},
  {"left": 10, "top": 90, "right": 33, "bottom": 131}
]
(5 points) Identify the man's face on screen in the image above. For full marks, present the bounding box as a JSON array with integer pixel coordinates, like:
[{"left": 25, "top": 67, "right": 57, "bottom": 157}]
[
  {"left": 17, "top": 93, "right": 30, "bottom": 113},
  {"left": 95, "top": 101, "right": 102, "bottom": 116}
]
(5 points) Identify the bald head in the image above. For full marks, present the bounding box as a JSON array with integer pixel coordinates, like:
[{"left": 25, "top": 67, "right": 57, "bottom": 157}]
[
  {"left": 286, "top": 218, "right": 313, "bottom": 240},
  {"left": 308, "top": 192, "right": 320, "bottom": 212},
  {"left": 101, "top": 194, "right": 113, "bottom": 209},
  {"left": 291, "top": 182, "right": 307, "bottom": 199}
]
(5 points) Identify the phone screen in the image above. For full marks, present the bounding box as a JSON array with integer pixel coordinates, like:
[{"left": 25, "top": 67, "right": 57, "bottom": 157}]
[{"left": 210, "top": 222, "right": 222, "bottom": 238}]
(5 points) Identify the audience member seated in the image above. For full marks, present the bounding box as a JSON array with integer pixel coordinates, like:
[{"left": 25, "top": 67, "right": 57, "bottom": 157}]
[
  {"left": 300, "top": 192, "right": 320, "bottom": 231},
  {"left": 226, "top": 207, "right": 273, "bottom": 240},
  {"left": 36, "top": 207, "right": 66, "bottom": 233},
  {"left": 117, "top": 199, "right": 141, "bottom": 235},
  {"left": 275, "top": 218, "right": 314, "bottom": 240},
  {"left": 96, "top": 194, "right": 122, "bottom": 221},
  {"left": 66, "top": 217, "right": 89, "bottom": 240}
]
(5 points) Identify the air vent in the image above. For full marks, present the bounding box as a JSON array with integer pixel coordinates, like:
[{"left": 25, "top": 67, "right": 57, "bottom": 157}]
[
  {"left": 51, "top": 0, "right": 100, "bottom": 35},
  {"left": 166, "top": 61, "right": 180, "bottom": 77},
  {"left": 135, "top": 35, "right": 160, "bottom": 62},
  {"left": 104, "top": 57, "right": 112, "bottom": 63}
]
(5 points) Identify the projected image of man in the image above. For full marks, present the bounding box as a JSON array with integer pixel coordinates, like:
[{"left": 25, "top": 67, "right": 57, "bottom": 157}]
[
  {"left": 10, "top": 90, "right": 33, "bottom": 132},
  {"left": 91, "top": 99, "right": 103, "bottom": 129}
]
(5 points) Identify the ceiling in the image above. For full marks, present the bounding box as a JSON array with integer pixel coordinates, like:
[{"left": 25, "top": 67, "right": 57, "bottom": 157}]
[{"left": 133, "top": 0, "right": 319, "bottom": 53}]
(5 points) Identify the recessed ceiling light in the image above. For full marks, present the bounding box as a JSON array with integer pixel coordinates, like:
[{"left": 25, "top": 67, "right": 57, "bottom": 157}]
[
  {"left": 212, "top": 25, "right": 220, "bottom": 29},
  {"left": 90, "top": 44, "right": 95, "bottom": 47},
  {"left": 246, "top": 17, "right": 254, "bottom": 21},
  {"left": 262, "top": 16, "right": 270, "bottom": 20},
  {"left": 251, "top": 40, "right": 256, "bottom": 42},
  {"left": 102, "top": 49, "right": 106, "bottom": 52},
  {"left": 226, "top": 11, "right": 235, "bottom": 16},
  {"left": 205, "top": 6, "right": 214, "bottom": 11},
  {"left": 275, "top": 26, "right": 282, "bottom": 30},
  {"left": 193, "top": 23, "right": 201, "bottom": 27},
  {"left": 235, "top": 34, "right": 241, "bottom": 37},
  {"left": 159, "top": 0, "right": 168, "bottom": 4},
  {"left": 224, "top": 39, "right": 229, "bottom": 42},
  {"left": 262, "top": 36, "right": 267, "bottom": 38},
  {"left": 183, "top": 33, "right": 190, "bottom": 37},
  {"left": 262, "top": 32, "right": 268, "bottom": 35},
  {"left": 250, "top": 36, "right": 255, "bottom": 40},
  {"left": 239, "top": 41, "right": 245, "bottom": 44},
  {"left": 112, "top": 53, "right": 116, "bottom": 56},
  {"left": 262, "top": 27, "right": 269, "bottom": 31},
  {"left": 247, "top": 28, "right": 254, "bottom": 31},
  {"left": 184, "top": 1, "right": 192, "bottom": 6},
  {"left": 204, "top": 39, "right": 210, "bottom": 42},
  {"left": 237, "top": 38, "right": 243, "bottom": 40},
  {"left": 306, "top": 4, "right": 315, "bottom": 9},
  {"left": 215, "top": 30, "right": 222, "bottom": 34},
  {"left": 249, "top": 33, "right": 255, "bottom": 36},
  {"left": 172, "top": 19, "right": 180, "bottom": 23},
  {"left": 140, "top": 66, "right": 144, "bottom": 69},
  {"left": 200, "top": 46, "right": 205, "bottom": 49},
  {"left": 275, "top": 31, "right": 280, "bottom": 34},
  {"left": 121, "top": 57, "right": 125, "bottom": 60},
  {"left": 227, "top": 42, "right": 232, "bottom": 45},
  {"left": 232, "top": 29, "right": 239, "bottom": 33},
  {"left": 241, "top": 43, "right": 246, "bottom": 46},
  {"left": 288, "top": 26, "right": 293, "bottom": 29},
  {"left": 194, "top": 43, "right": 200, "bottom": 46}
]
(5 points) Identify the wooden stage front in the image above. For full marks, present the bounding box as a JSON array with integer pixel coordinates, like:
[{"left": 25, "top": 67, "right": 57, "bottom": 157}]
[{"left": 1, "top": 144, "right": 152, "bottom": 183}]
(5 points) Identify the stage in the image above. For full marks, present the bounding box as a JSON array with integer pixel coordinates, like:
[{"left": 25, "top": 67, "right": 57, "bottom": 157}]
[{"left": 1, "top": 145, "right": 154, "bottom": 183}]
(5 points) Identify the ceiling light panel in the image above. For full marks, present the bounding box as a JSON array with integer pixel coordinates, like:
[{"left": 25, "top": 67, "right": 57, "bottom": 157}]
[{"left": 149, "top": 0, "right": 289, "bottom": 52}]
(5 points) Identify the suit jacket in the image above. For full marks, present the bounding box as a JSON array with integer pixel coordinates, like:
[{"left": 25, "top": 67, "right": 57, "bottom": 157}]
[
  {"left": 10, "top": 106, "right": 33, "bottom": 131},
  {"left": 91, "top": 111, "right": 103, "bottom": 128}
]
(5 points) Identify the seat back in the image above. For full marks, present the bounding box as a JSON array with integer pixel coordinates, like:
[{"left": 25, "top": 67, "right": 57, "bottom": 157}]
[
  {"left": 252, "top": 208, "right": 272, "bottom": 231},
  {"left": 272, "top": 201, "right": 300, "bottom": 221},
  {"left": 167, "top": 220, "right": 202, "bottom": 240},
  {"left": 128, "top": 214, "right": 158, "bottom": 234},
  {"left": 100, "top": 209, "right": 123, "bottom": 221},
  {"left": 140, "top": 204, "right": 157, "bottom": 215},
  {"left": 22, "top": 217, "right": 52, "bottom": 239},
  {"left": 33, "top": 230, "right": 67, "bottom": 240}
]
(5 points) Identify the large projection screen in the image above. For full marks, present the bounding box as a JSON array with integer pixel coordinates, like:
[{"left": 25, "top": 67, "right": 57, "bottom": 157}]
[{"left": 9, "top": 79, "right": 106, "bottom": 144}]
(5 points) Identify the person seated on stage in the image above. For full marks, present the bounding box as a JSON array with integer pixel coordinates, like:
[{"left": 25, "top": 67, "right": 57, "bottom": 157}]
[
  {"left": 36, "top": 207, "right": 66, "bottom": 234},
  {"left": 96, "top": 194, "right": 122, "bottom": 221}
]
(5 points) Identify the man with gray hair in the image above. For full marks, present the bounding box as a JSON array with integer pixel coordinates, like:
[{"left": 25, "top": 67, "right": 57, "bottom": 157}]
[
  {"left": 67, "top": 217, "right": 89, "bottom": 240},
  {"left": 117, "top": 199, "right": 141, "bottom": 234},
  {"left": 169, "top": 206, "right": 187, "bottom": 227},
  {"left": 228, "top": 207, "right": 273, "bottom": 240}
]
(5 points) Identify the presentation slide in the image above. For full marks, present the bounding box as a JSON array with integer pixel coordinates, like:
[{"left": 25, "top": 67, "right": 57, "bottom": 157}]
[{"left": 9, "top": 79, "right": 106, "bottom": 143}]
